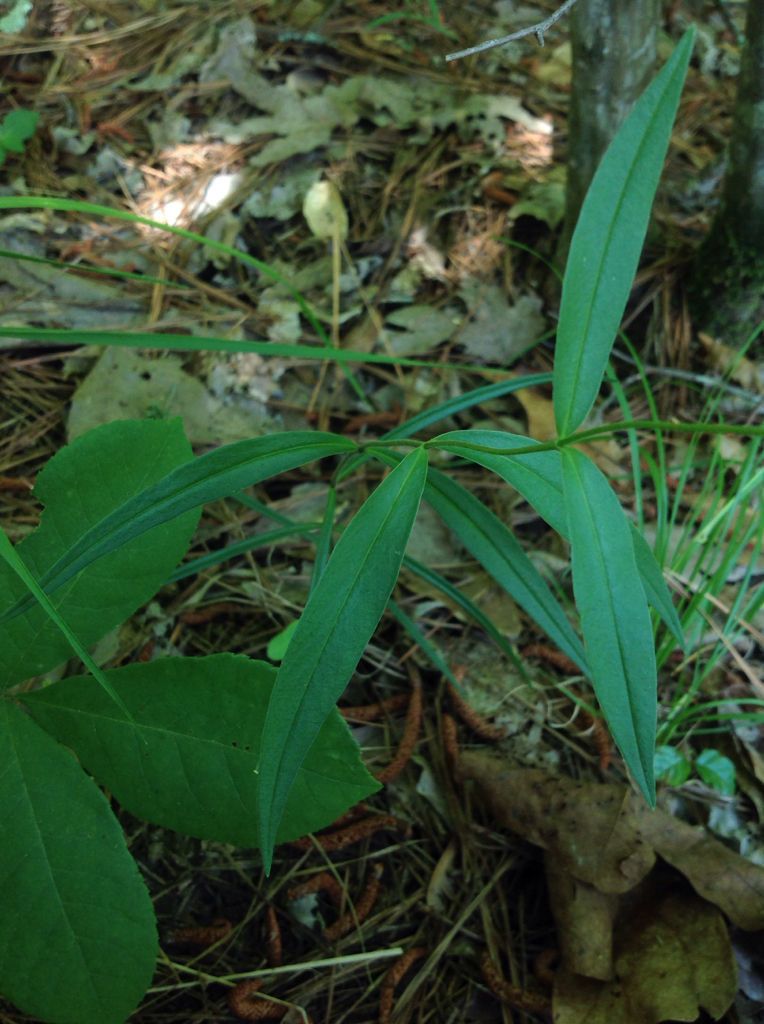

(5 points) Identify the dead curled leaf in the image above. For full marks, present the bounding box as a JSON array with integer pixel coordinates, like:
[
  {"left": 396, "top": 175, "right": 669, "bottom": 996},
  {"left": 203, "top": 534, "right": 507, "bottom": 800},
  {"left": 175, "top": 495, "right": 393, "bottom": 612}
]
[
  {"left": 458, "top": 755, "right": 655, "bottom": 894},
  {"left": 553, "top": 884, "right": 737, "bottom": 1024},
  {"left": 698, "top": 332, "right": 764, "bottom": 392},
  {"left": 635, "top": 808, "right": 764, "bottom": 933},
  {"left": 544, "top": 859, "right": 618, "bottom": 981},
  {"left": 458, "top": 752, "right": 764, "bottom": 930},
  {"left": 458, "top": 753, "right": 764, "bottom": 1021}
]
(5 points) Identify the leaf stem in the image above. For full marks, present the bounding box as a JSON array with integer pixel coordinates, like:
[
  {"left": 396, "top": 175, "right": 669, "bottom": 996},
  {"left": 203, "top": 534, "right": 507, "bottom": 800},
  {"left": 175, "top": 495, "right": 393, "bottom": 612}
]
[{"left": 423, "top": 418, "right": 763, "bottom": 459}]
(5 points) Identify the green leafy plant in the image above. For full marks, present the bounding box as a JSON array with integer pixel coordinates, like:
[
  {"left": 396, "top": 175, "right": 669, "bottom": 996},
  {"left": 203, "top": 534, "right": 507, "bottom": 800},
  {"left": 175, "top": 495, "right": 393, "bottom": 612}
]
[
  {"left": 4, "top": 24, "right": 760, "bottom": 1023},
  {"left": 0, "top": 107, "right": 38, "bottom": 166},
  {"left": 0, "top": 0, "right": 32, "bottom": 34},
  {"left": 365, "top": 0, "right": 458, "bottom": 43},
  {"left": 655, "top": 745, "right": 736, "bottom": 796}
]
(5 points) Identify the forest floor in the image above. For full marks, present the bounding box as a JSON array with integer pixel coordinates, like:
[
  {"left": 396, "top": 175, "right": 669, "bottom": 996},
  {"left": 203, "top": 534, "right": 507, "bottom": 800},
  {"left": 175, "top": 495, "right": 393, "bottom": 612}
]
[{"left": 1, "top": 1, "right": 763, "bottom": 1022}]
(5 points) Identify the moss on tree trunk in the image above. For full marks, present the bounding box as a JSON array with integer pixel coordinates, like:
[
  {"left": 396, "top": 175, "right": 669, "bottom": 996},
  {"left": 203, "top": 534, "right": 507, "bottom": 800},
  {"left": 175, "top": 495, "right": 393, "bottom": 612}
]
[{"left": 688, "top": 0, "right": 764, "bottom": 351}]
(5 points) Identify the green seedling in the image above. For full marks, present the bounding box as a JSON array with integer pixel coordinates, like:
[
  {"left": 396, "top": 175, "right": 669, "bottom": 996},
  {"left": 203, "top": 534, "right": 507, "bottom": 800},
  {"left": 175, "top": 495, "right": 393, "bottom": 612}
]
[
  {"left": 0, "top": 108, "right": 38, "bottom": 166},
  {"left": 655, "top": 745, "right": 736, "bottom": 796},
  {"left": 366, "top": 0, "right": 458, "bottom": 42}
]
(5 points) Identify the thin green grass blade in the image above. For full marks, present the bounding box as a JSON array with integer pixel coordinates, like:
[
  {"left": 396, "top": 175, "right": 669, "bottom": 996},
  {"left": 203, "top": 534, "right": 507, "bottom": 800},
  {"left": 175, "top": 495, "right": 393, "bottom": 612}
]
[
  {"left": 234, "top": 491, "right": 302, "bottom": 525},
  {"left": 387, "top": 599, "right": 460, "bottom": 686},
  {"left": 629, "top": 527, "right": 685, "bottom": 649},
  {"left": 610, "top": 332, "right": 667, "bottom": 543},
  {"left": 0, "top": 197, "right": 547, "bottom": 398},
  {"left": 382, "top": 374, "right": 553, "bottom": 439},
  {"left": 0, "top": 195, "right": 331, "bottom": 343},
  {"left": 0, "top": 246, "right": 188, "bottom": 288},
  {"left": 0, "top": 324, "right": 539, "bottom": 376},
  {"left": 0, "top": 527, "right": 131, "bottom": 718},
  {"left": 554, "top": 28, "right": 695, "bottom": 435},
  {"left": 337, "top": 374, "right": 554, "bottom": 485},
  {"left": 257, "top": 447, "right": 428, "bottom": 872},
  {"left": 402, "top": 555, "right": 526, "bottom": 673},
  {"left": 421, "top": 465, "right": 588, "bottom": 673},
  {"left": 311, "top": 485, "right": 337, "bottom": 592},
  {"left": 166, "top": 523, "right": 320, "bottom": 583},
  {"left": 561, "top": 448, "right": 656, "bottom": 803},
  {"left": 0, "top": 194, "right": 372, "bottom": 401},
  {"left": 697, "top": 466, "right": 763, "bottom": 544},
  {"left": 0, "top": 432, "right": 356, "bottom": 624},
  {"left": 605, "top": 362, "right": 645, "bottom": 526}
]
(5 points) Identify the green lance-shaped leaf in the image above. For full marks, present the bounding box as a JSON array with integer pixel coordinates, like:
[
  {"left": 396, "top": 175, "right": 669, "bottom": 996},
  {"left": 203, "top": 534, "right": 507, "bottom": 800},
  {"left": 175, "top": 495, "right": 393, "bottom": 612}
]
[
  {"left": 258, "top": 446, "right": 428, "bottom": 871},
  {"left": 423, "top": 467, "right": 588, "bottom": 673},
  {"left": 0, "top": 429, "right": 356, "bottom": 627},
  {"left": 553, "top": 27, "right": 695, "bottom": 436},
  {"left": 22, "top": 655, "right": 379, "bottom": 846},
  {"left": 561, "top": 447, "right": 656, "bottom": 803},
  {"left": 0, "top": 701, "right": 157, "bottom": 1024},
  {"left": 0, "top": 419, "right": 198, "bottom": 688},
  {"left": 431, "top": 430, "right": 684, "bottom": 648}
]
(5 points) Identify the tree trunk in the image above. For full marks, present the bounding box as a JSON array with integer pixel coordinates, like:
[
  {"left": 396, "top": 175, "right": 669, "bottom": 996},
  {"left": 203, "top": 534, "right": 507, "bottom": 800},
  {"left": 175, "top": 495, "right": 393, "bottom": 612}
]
[
  {"left": 688, "top": 0, "right": 764, "bottom": 351},
  {"left": 556, "top": 0, "right": 660, "bottom": 268}
]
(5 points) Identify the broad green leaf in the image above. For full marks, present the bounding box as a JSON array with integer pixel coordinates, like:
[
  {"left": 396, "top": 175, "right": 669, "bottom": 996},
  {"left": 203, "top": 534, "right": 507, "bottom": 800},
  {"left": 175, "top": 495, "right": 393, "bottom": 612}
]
[
  {"left": 423, "top": 466, "right": 588, "bottom": 673},
  {"left": 22, "top": 655, "right": 379, "bottom": 845},
  {"left": 431, "top": 430, "right": 684, "bottom": 647},
  {"left": 654, "top": 745, "right": 692, "bottom": 786},
  {"left": 561, "top": 448, "right": 656, "bottom": 803},
  {"left": 0, "top": 527, "right": 130, "bottom": 716},
  {"left": 554, "top": 28, "right": 695, "bottom": 435},
  {"left": 0, "top": 701, "right": 156, "bottom": 1024},
  {"left": 0, "top": 108, "right": 38, "bottom": 162},
  {"left": 0, "top": 429, "right": 356, "bottom": 628},
  {"left": 258, "top": 446, "right": 428, "bottom": 871},
  {"left": 0, "top": 419, "right": 198, "bottom": 688},
  {"left": 695, "top": 749, "right": 736, "bottom": 796}
]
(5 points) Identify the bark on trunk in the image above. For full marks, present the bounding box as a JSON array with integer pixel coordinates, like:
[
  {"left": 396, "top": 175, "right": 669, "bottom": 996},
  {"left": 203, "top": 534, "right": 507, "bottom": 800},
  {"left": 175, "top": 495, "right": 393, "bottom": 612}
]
[
  {"left": 689, "top": 0, "right": 764, "bottom": 350},
  {"left": 556, "top": 0, "right": 660, "bottom": 268}
]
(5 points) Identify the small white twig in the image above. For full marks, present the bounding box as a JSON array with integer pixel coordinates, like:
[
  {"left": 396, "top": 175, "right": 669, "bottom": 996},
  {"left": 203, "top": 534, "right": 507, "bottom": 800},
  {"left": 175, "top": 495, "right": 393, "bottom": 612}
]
[{"left": 446, "top": 0, "right": 580, "bottom": 61}]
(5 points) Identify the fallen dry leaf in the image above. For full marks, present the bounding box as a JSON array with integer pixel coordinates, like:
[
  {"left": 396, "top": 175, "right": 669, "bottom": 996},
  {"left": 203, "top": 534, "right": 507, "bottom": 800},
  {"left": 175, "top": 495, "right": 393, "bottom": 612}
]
[
  {"left": 459, "top": 754, "right": 655, "bottom": 893},
  {"left": 514, "top": 386, "right": 557, "bottom": 440},
  {"left": 459, "top": 753, "right": 764, "bottom": 930},
  {"left": 459, "top": 750, "right": 764, "bottom": 1020},
  {"left": 554, "top": 881, "right": 737, "bottom": 1023},
  {"left": 698, "top": 332, "right": 764, "bottom": 392},
  {"left": 545, "top": 856, "right": 617, "bottom": 980},
  {"left": 635, "top": 806, "right": 764, "bottom": 932}
]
